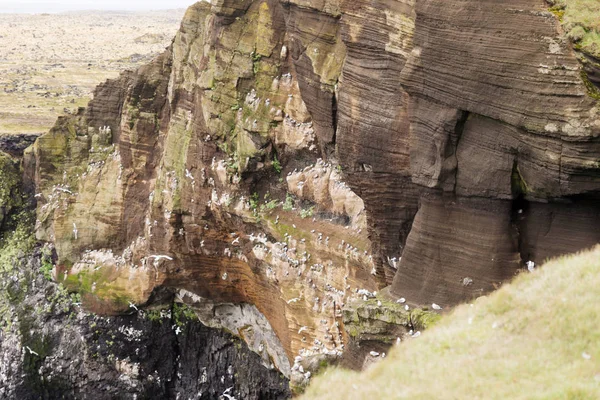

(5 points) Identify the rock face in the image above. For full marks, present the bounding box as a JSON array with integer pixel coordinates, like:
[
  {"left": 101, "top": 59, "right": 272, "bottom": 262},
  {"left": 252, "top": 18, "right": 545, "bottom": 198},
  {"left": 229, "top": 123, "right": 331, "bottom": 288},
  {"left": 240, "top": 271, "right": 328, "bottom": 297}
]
[
  {"left": 0, "top": 248, "right": 289, "bottom": 400},
  {"left": 390, "top": 0, "right": 600, "bottom": 305},
  {"left": 20, "top": 0, "right": 600, "bottom": 388},
  {"left": 0, "top": 151, "right": 25, "bottom": 233},
  {"left": 0, "top": 134, "right": 38, "bottom": 158}
]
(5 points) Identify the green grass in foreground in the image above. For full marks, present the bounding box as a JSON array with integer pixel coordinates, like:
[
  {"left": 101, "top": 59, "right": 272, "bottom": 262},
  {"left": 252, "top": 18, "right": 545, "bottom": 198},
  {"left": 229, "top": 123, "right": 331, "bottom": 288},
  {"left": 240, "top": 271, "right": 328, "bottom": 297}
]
[
  {"left": 548, "top": 0, "right": 600, "bottom": 58},
  {"left": 303, "top": 246, "right": 600, "bottom": 399}
]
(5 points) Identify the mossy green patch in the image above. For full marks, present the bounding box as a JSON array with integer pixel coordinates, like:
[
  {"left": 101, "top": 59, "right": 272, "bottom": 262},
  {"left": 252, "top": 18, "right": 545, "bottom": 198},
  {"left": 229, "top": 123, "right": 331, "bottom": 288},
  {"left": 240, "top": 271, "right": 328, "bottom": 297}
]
[
  {"left": 300, "top": 206, "right": 315, "bottom": 219},
  {"left": 34, "top": 115, "right": 92, "bottom": 195},
  {"left": 173, "top": 302, "right": 197, "bottom": 327},
  {"left": 145, "top": 308, "right": 168, "bottom": 324},
  {"left": 549, "top": 5, "right": 565, "bottom": 21},
  {"left": 271, "top": 219, "right": 311, "bottom": 243},
  {"left": 410, "top": 308, "right": 442, "bottom": 330},
  {"left": 580, "top": 70, "right": 600, "bottom": 100},
  {"left": 0, "top": 152, "right": 22, "bottom": 227},
  {"left": 306, "top": 39, "right": 346, "bottom": 88},
  {"left": 0, "top": 207, "right": 35, "bottom": 329},
  {"left": 511, "top": 162, "right": 530, "bottom": 197},
  {"left": 547, "top": 0, "right": 600, "bottom": 58},
  {"left": 154, "top": 111, "right": 193, "bottom": 211},
  {"left": 282, "top": 193, "right": 294, "bottom": 211},
  {"left": 63, "top": 268, "right": 133, "bottom": 311},
  {"left": 272, "top": 155, "right": 282, "bottom": 174},
  {"left": 128, "top": 106, "right": 140, "bottom": 130},
  {"left": 256, "top": 2, "right": 276, "bottom": 57},
  {"left": 0, "top": 152, "right": 34, "bottom": 274}
]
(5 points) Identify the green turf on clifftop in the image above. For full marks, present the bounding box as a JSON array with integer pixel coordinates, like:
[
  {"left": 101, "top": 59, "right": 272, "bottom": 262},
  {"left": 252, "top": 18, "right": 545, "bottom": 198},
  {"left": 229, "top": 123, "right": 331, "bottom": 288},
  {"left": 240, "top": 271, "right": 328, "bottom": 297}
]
[{"left": 303, "top": 246, "right": 600, "bottom": 399}]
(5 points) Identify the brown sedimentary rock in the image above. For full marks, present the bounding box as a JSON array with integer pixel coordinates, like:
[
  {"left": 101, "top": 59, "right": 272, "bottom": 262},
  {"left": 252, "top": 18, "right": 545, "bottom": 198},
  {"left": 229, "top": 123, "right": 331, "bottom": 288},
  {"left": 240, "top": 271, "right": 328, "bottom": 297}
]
[
  {"left": 335, "top": 0, "right": 417, "bottom": 284},
  {"left": 32, "top": 1, "right": 378, "bottom": 376},
  {"left": 389, "top": 0, "right": 600, "bottom": 305},
  {"left": 392, "top": 194, "right": 522, "bottom": 306},
  {"left": 400, "top": 0, "right": 598, "bottom": 134},
  {"left": 28, "top": 0, "right": 600, "bottom": 380},
  {"left": 285, "top": 3, "right": 345, "bottom": 155},
  {"left": 337, "top": 0, "right": 413, "bottom": 174},
  {"left": 520, "top": 197, "right": 600, "bottom": 263}
]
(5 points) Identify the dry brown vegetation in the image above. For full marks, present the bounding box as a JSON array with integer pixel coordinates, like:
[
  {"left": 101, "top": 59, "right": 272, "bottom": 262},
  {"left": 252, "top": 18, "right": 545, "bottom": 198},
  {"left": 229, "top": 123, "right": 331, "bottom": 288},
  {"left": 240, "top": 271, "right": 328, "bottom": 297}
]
[{"left": 0, "top": 10, "right": 184, "bottom": 135}]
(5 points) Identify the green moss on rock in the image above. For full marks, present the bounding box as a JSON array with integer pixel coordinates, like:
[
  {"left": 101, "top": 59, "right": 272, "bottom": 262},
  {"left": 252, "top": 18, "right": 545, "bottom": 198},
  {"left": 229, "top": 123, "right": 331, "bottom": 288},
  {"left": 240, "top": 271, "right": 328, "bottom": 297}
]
[
  {"left": 63, "top": 268, "right": 134, "bottom": 312},
  {"left": 547, "top": 0, "right": 600, "bottom": 58},
  {"left": 343, "top": 298, "right": 411, "bottom": 343},
  {"left": 410, "top": 308, "right": 442, "bottom": 330},
  {"left": 0, "top": 151, "right": 22, "bottom": 229},
  {"left": 580, "top": 70, "right": 600, "bottom": 100}
]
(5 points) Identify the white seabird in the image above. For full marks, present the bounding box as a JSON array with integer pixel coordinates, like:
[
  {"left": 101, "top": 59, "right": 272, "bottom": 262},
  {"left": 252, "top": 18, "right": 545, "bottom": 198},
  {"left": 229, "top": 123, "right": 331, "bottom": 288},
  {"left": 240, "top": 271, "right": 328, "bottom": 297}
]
[
  {"left": 149, "top": 255, "right": 173, "bottom": 261},
  {"left": 526, "top": 260, "right": 535, "bottom": 272},
  {"left": 25, "top": 346, "right": 39, "bottom": 356}
]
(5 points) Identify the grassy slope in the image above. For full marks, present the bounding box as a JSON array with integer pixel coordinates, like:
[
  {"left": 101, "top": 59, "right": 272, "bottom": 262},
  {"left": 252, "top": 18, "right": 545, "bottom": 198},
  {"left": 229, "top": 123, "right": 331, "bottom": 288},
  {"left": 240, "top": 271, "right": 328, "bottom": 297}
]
[
  {"left": 303, "top": 246, "right": 600, "bottom": 399},
  {"left": 548, "top": 0, "right": 600, "bottom": 57}
]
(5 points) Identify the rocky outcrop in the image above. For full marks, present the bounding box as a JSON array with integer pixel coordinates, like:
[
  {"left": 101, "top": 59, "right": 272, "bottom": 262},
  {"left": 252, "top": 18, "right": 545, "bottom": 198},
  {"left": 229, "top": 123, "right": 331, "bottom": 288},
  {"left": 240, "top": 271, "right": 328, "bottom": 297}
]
[
  {"left": 0, "top": 151, "right": 22, "bottom": 230},
  {"left": 0, "top": 134, "right": 38, "bottom": 158},
  {"left": 0, "top": 247, "right": 289, "bottom": 400},
  {"left": 20, "top": 0, "right": 600, "bottom": 388},
  {"left": 389, "top": 0, "right": 600, "bottom": 303},
  {"left": 27, "top": 2, "right": 379, "bottom": 382}
]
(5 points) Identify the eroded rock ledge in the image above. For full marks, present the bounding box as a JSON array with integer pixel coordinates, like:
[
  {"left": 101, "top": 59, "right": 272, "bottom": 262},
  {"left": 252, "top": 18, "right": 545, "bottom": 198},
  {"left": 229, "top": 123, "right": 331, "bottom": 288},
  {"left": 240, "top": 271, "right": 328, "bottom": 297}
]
[{"left": 23, "top": 0, "right": 600, "bottom": 384}]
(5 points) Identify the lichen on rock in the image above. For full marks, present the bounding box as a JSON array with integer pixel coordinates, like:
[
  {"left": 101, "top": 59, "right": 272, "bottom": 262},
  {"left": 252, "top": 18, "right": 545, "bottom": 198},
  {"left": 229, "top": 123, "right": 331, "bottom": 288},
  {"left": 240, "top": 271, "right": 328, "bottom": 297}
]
[{"left": 7, "top": 0, "right": 600, "bottom": 393}]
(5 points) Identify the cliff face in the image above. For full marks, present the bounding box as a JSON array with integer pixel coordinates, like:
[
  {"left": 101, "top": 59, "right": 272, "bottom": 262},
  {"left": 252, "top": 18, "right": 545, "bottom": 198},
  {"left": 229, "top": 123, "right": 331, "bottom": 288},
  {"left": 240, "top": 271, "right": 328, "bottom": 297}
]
[
  {"left": 0, "top": 246, "right": 289, "bottom": 399},
  {"left": 25, "top": 0, "right": 600, "bottom": 384}
]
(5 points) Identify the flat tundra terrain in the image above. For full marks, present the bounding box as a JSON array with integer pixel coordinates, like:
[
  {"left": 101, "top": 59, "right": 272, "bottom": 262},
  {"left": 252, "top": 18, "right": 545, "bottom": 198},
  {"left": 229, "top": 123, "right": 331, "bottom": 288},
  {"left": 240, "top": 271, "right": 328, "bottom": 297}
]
[{"left": 0, "top": 10, "right": 185, "bottom": 136}]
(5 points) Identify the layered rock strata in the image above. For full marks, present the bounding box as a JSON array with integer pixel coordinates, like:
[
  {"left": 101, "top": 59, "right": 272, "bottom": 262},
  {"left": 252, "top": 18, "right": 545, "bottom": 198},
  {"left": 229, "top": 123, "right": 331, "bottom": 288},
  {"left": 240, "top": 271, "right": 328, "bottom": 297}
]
[
  {"left": 0, "top": 247, "right": 289, "bottom": 399},
  {"left": 25, "top": 0, "right": 600, "bottom": 383}
]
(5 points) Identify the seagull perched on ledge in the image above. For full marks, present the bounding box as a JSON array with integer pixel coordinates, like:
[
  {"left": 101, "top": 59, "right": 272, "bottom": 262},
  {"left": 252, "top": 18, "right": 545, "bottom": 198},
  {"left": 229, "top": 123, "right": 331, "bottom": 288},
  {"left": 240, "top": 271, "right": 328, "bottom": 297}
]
[
  {"left": 526, "top": 260, "right": 535, "bottom": 272},
  {"left": 222, "top": 387, "right": 236, "bottom": 400},
  {"left": 55, "top": 187, "right": 72, "bottom": 194},
  {"left": 148, "top": 255, "right": 173, "bottom": 261}
]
